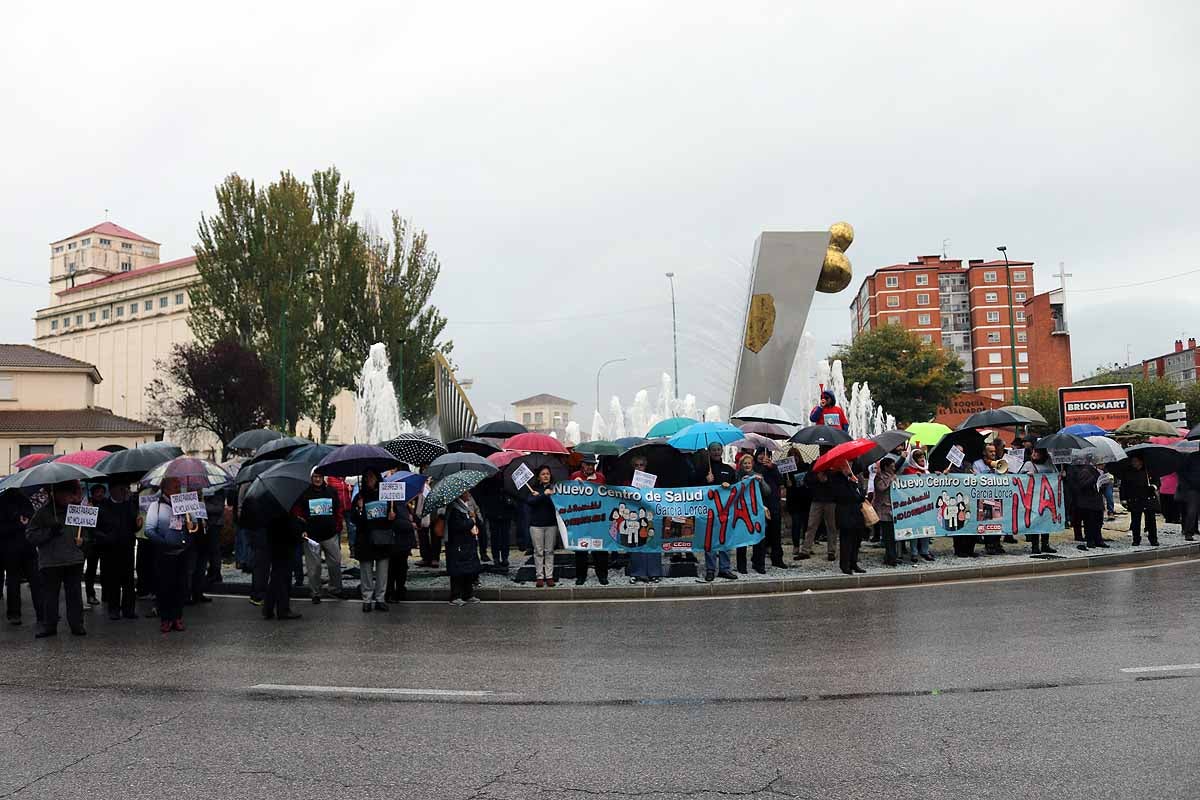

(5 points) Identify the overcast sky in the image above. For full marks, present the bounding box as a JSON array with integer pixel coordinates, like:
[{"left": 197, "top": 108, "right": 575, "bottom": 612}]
[{"left": 3, "top": 1, "right": 1198, "bottom": 425}]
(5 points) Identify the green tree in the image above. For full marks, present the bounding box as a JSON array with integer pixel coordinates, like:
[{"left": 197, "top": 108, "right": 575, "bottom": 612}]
[
  {"left": 358, "top": 212, "right": 452, "bottom": 424},
  {"left": 833, "top": 325, "right": 964, "bottom": 425},
  {"left": 1129, "top": 377, "right": 1182, "bottom": 421},
  {"left": 1019, "top": 385, "right": 1061, "bottom": 430}
]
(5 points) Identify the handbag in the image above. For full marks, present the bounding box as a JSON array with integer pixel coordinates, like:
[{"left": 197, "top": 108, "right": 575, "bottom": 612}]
[{"left": 860, "top": 500, "right": 880, "bottom": 527}]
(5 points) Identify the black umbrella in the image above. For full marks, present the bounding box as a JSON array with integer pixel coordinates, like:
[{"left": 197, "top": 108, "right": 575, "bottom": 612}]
[
  {"left": 928, "top": 429, "right": 987, "bottom": 472},
  {"left": 229, "top": 428, "right": 284, "bottom": 451},
  {"left": 789, "top": 425, "right": 852, "bottom": 447},
  {"left": 474, "top": 420, "right": 528, "bottom": 440},
  {"left": 856, "top": 429, "right": 915, "bottom": 469},
  {"left": 447, "top": 437, "right": 502, "bottom": 457},
  {"left": 427, "top": 452, "right": 499, "bottom": 481},
  {"left": 502, "top": 453, "right": 569, "bottom": 496},
  {"left": 240, "top": 461, "right": 313, "bottom": 528},
  {"left": 609, "top": 442, "right": 695, "bottom": 488},
  {"left": 315, "top": 444, "right": 400, "bottom": 477},
  {"left": 247, "top": 436, "right": 311, "bottom": 465},
  {"left": 956, "top": 408, "right": 1032, "bottom": 430},
  {"left": 284, "top": 443, "right": 336, "bottom": 470},
  {"left": 0, "top": 461, "right": 105, "bottom": 492},
  {"left": 234, "top": 459, "right": 279, "bottom": 486},
  {"left": 1034, "top": 432, "right": 1091, "bottom": 459},
  {"left": 95, "top": 444, "right": 177, "bottom": 482},
  {"left": 1187, "top": 423, "right": 1200, "bottom": 441},
  {"left": 613, "top": 436, "right": 649, "bottom": 450},
  {"left": 140, "top": 442, "right": 185, "bottom": 458},
  {"left": 380, "top": 433, "right": 448, "bottom": 467},
  {"left": 1110, "top": 444, "right": 1186, "bottom": 480}
]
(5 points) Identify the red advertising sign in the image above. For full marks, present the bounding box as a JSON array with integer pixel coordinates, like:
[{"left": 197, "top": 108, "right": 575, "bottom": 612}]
[{"left": 1058, "top": 384, "right": 1135, "bottom": 431}]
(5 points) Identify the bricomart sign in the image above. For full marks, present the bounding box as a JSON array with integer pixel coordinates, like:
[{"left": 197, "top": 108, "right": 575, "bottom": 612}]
[{"left": 1058, "top": 384, "right": 1135, "bottom": 431}]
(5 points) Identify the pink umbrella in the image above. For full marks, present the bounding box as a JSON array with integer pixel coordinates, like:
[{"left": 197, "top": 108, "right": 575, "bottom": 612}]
[
  {"left": 13, "top": 453, "right": 51, "bottom": 471},
  {"left": 487, "top": 450, "right": 526, "bottom": 469},
  {"left": 57, "top": 450, "right": 110, "bottom": 469},
  {"left": 503, "top": 432, "right": 569, "bottom": 455},
  {"left": 731, "top": 432, "right": 777, "bottom": 451},
  {"left": 736, "top": 421, "right": 791, "bottom": 440}
]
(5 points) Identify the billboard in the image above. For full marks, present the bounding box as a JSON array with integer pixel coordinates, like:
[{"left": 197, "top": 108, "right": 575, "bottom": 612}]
[{"left": 1058, "top": 384, "right": 1135, "bottom": 431}]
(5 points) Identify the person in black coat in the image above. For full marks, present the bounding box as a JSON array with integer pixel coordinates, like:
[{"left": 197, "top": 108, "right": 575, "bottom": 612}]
[
  {"left": 1121, "top": 455, "right": 1160, "bottom": 547},
  {"left": 829, "top": 462, "right": 867, "bottom": 575},
  {"left": 752, "top": 449, "right": 785, "bottom": 571},
  {"left": 784, "top": 449, "right": 812, "bottom": 559},
  {"left": 386, "top": 494, "right": 416, "bottom": 602},
  {"left": 446, "top": 494, "right": 482, "bottom": 604},
  {"left": 298, "top": 474, "right": 343, "bottom": 603},
  {"left": 1, "top": 491, "right": 42, "bottom": 627},
  {"left": 95, "top": 481, "right": 141, "bottom": 621},
  {"left": 262, "top": 503, "right": 303, "bottom": 621},
  {"left": 1066, "top": 460, "right": 1107, "bottom": 550},
  {"left": 350, "top": 470, "right": 396, "bottom": 612},
  {"left": 474, "top": 476, "right": 513, "bottom": 569}
]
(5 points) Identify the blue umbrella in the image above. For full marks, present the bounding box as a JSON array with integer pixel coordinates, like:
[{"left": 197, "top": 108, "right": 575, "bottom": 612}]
[
  {"left": 384, "top": 470, "right": 428, "bottom": 499},
  {"left": 314, "top": 444, "right": 400, "bottom": 477},
  {"left": 1061, "top": 423, "right": 1107, "bottom": 437},
  {"left": 647, "top": 417, "right": 698, "bottom": 438},
  {"left": 667, "top": 422, "right": 745, "bottom": 452}
]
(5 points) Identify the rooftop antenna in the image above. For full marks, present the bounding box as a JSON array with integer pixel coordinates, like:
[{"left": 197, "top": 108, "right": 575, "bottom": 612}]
[
  {"left": 941, "top": 238, "right": 950, "bottom": 259},
  {"left": 104, "top": 208, "right": 109, "bottom": 220}
]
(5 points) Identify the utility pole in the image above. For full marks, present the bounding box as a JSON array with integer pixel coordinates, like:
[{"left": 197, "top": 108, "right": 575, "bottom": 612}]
[
  {"left": 665, "top": 272, "right": 679, "bottom": 399},
  {"left": 997, "top": 246, "right": 1019, "bottom": 404}
]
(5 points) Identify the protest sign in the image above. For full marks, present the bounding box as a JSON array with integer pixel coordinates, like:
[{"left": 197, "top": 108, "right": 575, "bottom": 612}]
[
  {"left": 511, "top": 463, "right": 534, "bottom": 488},
  {"left": 630, "top": 470, "right": 657, "bottom": 489},
  {"left": 65, "top": 504, "right": 99, "bottom": 528},
  {"left": 1003, "top": 451, "right": 1026, "bottom": 474},
  {"left": 139, "top": 493, "right": 157, "bottom": 512},
  {"left": 890, "top": 472, "right": 1064, "bottom": 541},
  {"left": 550, "top": 477, "right": 766, "bottom": 553},
  {"left": 170, "top": 491, "right": 205, "bottom": 517},
  {"left": 364, "top": 500, "right": 388, "bottom": 520},
  {"left": 379, "top": 482, "right": 406, "bottom": 502},
  {"left": 775, "top": 457, "right": 798, "bottom": 474},
  {"left": 946, "top": 445, "right": 965, "bottom": 468},
  {"left": 308, "top": 498, "right": 333, "bottom": 517}
]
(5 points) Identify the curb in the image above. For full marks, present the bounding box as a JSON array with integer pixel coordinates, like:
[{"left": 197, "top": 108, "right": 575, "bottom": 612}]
[{"left": 215, "top": 541, "right": 1200, "bottom": 602}]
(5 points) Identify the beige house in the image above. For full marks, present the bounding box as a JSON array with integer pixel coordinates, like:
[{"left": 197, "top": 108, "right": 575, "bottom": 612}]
[
  {"left": 0, "top": 344, "right": 161, "bottom": 470},
  {"left": 511, "top": 393, "right": 575, "bottom": 438},
  {"left": 32, "top": 221, "right": 357, "bottom": 449}
]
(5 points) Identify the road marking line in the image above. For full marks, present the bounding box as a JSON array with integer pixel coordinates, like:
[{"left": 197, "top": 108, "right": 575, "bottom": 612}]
[
  {"left": 251, "top": 684, "right": 501, "bottom": 697},
  {"left": 1119, "top": 664, "right": 1200, "bottom": 674}
]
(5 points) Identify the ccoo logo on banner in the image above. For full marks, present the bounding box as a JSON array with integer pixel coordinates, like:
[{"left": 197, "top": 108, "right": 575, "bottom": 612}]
[
  {"left": 891, "top": 473, "right": 1064, "bottom": 540},
  {"left": 551, "top": 478, "right": 767, "bottom": 552}
]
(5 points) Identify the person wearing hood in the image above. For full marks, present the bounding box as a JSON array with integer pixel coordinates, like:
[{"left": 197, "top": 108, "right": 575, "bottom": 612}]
[
  {"left": 95, "top": 480, "right": 141, "bottom": 621},
  {"left": 25, "top": 479, "right": 87, "bottom": 638},
  {"left": 570, "top": 455, "right": 610, "bottom": 585},
  {"left": 2, "top": 490, "right": 43, "bottom": 627},
  {"left": 809, "top": 390, "right": 849, "bottom": 431},
  {"left": 870, "top": 456, "right": 899, "bottom": 567},
  {"left": 899, "top": 450, "right": 934, "bottom": 562}
]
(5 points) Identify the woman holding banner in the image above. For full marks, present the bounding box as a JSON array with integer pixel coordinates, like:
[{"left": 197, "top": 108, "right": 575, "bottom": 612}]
[
  {"left": 626, "top": 454, "right": 665, "bottom": 584},
  {"left": 144, "top": 477, "right": 193, "bottom": 633},
  {"left": 734, "top": 454, "right": 766, "bottom": 574},
  {"left": 1020, "top": 449, "right": 1059, "bottom": 554},
  {"left": 899, "top": 449, "right": 935, "bottom": 563}
]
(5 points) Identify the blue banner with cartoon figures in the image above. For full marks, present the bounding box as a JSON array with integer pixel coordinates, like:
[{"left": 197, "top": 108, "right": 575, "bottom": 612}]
[
  {"left": 890, "top": 472, "right": 1065, "bottom": 540},
  {"left": 550, "top": 478, "right": 767, "bottom": 553}
]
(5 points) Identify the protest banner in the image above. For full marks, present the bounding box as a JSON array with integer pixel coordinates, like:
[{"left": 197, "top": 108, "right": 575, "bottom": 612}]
[
  {"left": 65, "top": 504, "right": 99, "bottom": 528},
  {"left": 379, "top": 482, "right": 406, "bottom": 502},
  {"left": 511, "top": 463, "right": 534, "bottom": 489},
  {"left": 775, "top": 457, "right": 798, "bottom": 474},
  {"left": 550, "top": 477, "right": 766, "bottom": 553},
  {"left": 890, "top": 472, "right": 1064, "bottom": 541},
  {"left": 170, "top": 491, "right": 205, "bottom": 517},
  {"left": 630, "top": 470, "right": 657, "bottom": 489}
]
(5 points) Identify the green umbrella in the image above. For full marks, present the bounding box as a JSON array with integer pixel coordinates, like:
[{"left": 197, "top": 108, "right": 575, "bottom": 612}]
[
  {"left": 573, "top": 440, "right": 621, "bottom": 456},
  {"left": 425, "top": 469, "right": 489, "bottom": 511},
  {"left": 646, "top": 416, "right": 698, "bottom": 438},
  {"left": 905, "top": 422, "right": 952, "bottom": 449},
  {"left": 1115, "top": 418, "right": 1181, "bottom": 438}
]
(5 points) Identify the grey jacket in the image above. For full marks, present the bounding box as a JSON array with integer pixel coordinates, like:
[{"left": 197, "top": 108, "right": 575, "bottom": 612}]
[{"left": 26, "top": 502, "right": 86, "bottom": 570}]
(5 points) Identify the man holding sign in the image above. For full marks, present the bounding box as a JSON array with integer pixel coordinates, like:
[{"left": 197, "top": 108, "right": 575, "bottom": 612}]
[
  {"left": 569, "top": 456, "right": 609, "bottom": 585},
  {"left": 299, "top": 472, "right": 342, "bottom": 603},
  {"left": 95, "top": 481, "right": 142, "bottom": 621},
  {"left": 25, "top": 480, "right": 87, "bottom": 638}
]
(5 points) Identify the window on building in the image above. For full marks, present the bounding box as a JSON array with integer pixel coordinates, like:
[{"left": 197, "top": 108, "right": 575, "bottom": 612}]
[
  {"left": 918, "top": 314, "right": 931, "bottom": 326},
  {"left": 68, "top": 242, "right": 76, "bottom": 250},
  {"left": 18, "top": 444, "right": 53, "bottom": 458},
  {"left": 921, "top": 334, "right": 932, "bottom": 344},
  {"left": 63, "top": 317, "right": 70, "bottom": 328},
  {"left": 1018, "top": 352, "right": 1028, "bottom": 363},
  {"left": 522, "top": 412, "right": 532, "bottom": 424},
  {"left": 987, "top": 332, "right": 1000, "bottom": 343},
  {"left": 915, "top": 274, "right": 929, "bottom": 286},
  {"left": 99, "top": 238, "right": 111, "bottom": 246},
  {"left": 130, "top": 303, "right": 139, "bottom": 315},
  {"left": 989, "top": 353, "right": 1002, "bottom": 364},
  {"left": 1015, "top": 311, "right": 1026, "bottom": 322},
  {"left": 175, "top": 293, "right": 185, "bottom": 305},
  {"left": 80, "top": 238, "right": 91, "bottom": 246},
  {"left": 50, "top": 320, "right": 58, "bottom": 330},
  {"left": 1019, "top": 373, "right": 1029, "bottom": 384},
  {"left": 885, "top": 275, "right": 899, "bottom": 288},
  {"left": 916, "top": 293, "right": 930, "bottom": 306},
  {"left": 886, "top": 296, "right": 900, "bottom": 308},
  {"left": 141, "top": 247, "right": 154, "bottom": 257},
  {"left": 121, "top": 261, "right": 132, "bottom": 272},
  {"left": 1013, "top": 271, "right": 1026, "bottom": 282},
  {"left": 991, "top": 393, "right": 1005, "bottom": 401},
  {"left": 1014, "top": 292, "right": 1027, "bottom": 302},
  {"left": 0, "top": 376, "right": 15, "bottom": 401},
  {"left": 983, "top": 271, "right": 997, "bottom": 283},
  {"left": 88, "top": 311, "right": 96, "bottom": 322},
  {"left": 159, "top": 296, "right": 168, "bottom": 308},
  {"left": 888, "top": 316, "right": 901, "bottom": 325},
  {"left": 985, "top": 292, "right": 998, "bottom": 303},
  {"left": 101, "top": 309, "right": 109, "bottom": 320},
  {"left": 1017, "top": 331, "right": 1027, "bottom": 343},
  {"left": 121, "top": 242, "right": 132, "bottom": 250},
  {"left": 986, "top": 311, "right": 1000, "bottom": 323},
  {"left": 67, "top": 262, "right": 76, "bottom": 272},
  {"left": 144, "top": 300, "right": 152, "bottom": 311},
  {"left": 535, "top": 411, "right": 544, "bottom": 425},
  {"left": 53, "top": 245, "right": 63, "bottom": 253},
  {"left": 75, "top": 315, "right": 83, "bottom": 325},
  {"left": 989, "top": 373, "right": 1003, "bottom": 385},
  {"left": 116, "top": 306, "right": 124, "bottom": 317}
]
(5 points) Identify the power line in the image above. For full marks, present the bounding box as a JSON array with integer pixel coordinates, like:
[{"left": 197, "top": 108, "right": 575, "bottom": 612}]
[{"left": 1071, "top": 267, "right": 1200, "bottom": 293}]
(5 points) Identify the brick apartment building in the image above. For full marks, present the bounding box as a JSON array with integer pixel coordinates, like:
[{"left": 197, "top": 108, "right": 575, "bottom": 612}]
[
  {"left": 1143, "top": 338, "right": 1200, "bottom": 386},
  {"left": 849, "top": 255, "right": 1072, "bottom": 402}
]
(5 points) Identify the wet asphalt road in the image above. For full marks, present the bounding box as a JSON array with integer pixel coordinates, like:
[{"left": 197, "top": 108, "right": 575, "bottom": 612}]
[{"left": 1, "top": 560, "right": 1199, "bottom": 799}]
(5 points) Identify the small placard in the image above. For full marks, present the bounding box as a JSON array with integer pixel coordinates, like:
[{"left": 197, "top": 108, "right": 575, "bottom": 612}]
[
  {"left": 1003, "top": 451, "right": 1026, "bottom": 474},
  {"left": 511, "top": 463, "right": 534, "bottom": 488},
  {"left": 138, "top": 494, "right": 157, "bottom": 512},
  {"left": 364, "top": 500, "right": 388, "bottom": 520},
  {"left": 630, "top": 470, "right": 657, "bottom": 489},
  {"left": 946, "top": 445, "right": 965, "bottom": 468},
  {"left": 308, "top": 498, "right": 333, "bottom": 517},
  {"left": 170, "top": 491, "right": 205, "bottom": 517},
  {"left": 379, "top": 482, "right": 406, "bottom": 502},
  {"left": 65, "top": 504, "right": 99, "bottom": 528},
  {"left": 775, "top": 457, "right": 798, "bottom": 474}
]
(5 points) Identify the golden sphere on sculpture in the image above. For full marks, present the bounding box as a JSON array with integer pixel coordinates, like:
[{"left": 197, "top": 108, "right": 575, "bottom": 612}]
[
  {"left": 829, "top": 221, "right": 855, "bottom": 252},
  {"left": 817, "top": 248, "right": 852, "bottom": 293}
]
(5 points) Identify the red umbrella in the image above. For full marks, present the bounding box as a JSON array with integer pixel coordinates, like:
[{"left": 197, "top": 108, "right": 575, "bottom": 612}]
[
  {"left": 503, "top": 432, "right": 568, "bottom": 455},
  {"left": 812, "top": 438, "right": 877, "bottom": 473},
  {"left": 56, "top": 450, "right": 110, "bottom": 469},
  {"left": 487, "top": 450, "right": 526, "bottom": 469},
  {"left": 13, "top": 453, "right": 51, "bottom": 471}
]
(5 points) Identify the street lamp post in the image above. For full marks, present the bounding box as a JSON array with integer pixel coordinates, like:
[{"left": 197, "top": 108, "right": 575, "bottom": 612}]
[
  {"left": 996, "top": 245, "right": 1019, "bottom": 404},
  {"left": 665, "top": 272, "right": 679, "bottom": 399},
  {"left": 595, "top": 358, "right": 628, "bottom": 421}
]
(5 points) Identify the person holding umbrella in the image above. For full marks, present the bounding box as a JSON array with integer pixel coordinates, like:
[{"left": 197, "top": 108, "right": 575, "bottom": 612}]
[
  {"left": 830, "top": 460, "right": 868, "bottom": 575},
  {"left": 1120, "top": 454, "right": 1160, "bottom": 547},
  {"left": 1020, "top": 449, "right": 1059, "bottom": 555},
  {"left": 1066, "top": 456, "right": 1107, "bottom": 551},
  {"left": 350, "top": 469, "right": 395, "bottom": 612},
  {"left": 95, "top": 480, "right": 141, "bottom": 620},
  {"left": 524, "top": 466, "right": 560, "bottom": 587},
  {"left": 299, "top": 470, "right": 342, "bottom": 603},
  {"left": 570, "top": 455, "right": 609, "bottom": 585},
  {"left": 143, "top": 477, "right": 195, "bottom": 633},
  {"left": 25, "top": 479, "right": 88, "bottom": 638},
  {"left": 701, "top": 442, "right": 738, "bottom": 582}
]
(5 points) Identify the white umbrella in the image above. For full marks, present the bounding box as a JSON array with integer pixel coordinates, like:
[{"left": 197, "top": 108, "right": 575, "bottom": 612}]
[
  {"left": 731, "top": 403, "right": 799, "bottom": 426},
  {"left": 1084, "top": 435, "right": 1127, "bottom": 464}
]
